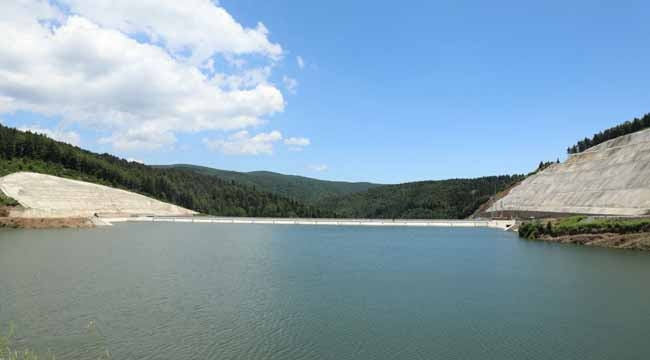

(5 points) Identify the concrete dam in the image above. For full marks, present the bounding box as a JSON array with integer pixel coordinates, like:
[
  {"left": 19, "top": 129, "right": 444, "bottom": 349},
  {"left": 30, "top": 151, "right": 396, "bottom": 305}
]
[
  {"left": 0, "top": 172, "right": 514, "bottom": 229},
  {"left": 101, "top": 216, "right": 515, "bottom": 230},
  {"left": 488, "top": 128, "right": 650, "bottom": 216}
]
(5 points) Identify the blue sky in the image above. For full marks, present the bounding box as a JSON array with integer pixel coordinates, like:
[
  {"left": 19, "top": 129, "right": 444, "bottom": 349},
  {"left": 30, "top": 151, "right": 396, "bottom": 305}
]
[{"left": 2, "top": 0, "right": 650, "bottom": 183}]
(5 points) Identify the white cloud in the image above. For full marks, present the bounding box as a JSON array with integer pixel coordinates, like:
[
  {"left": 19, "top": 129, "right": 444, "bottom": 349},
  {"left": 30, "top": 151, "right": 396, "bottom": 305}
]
[
  {"left": 211, "top": 66, "right": 272, "bottom": 90},
  {"left": 284, "top": 137, "right": 310, "bottom": 146},
  {"left": 282, "top": 76, "right": 299, "bottom": 94},
  {"left": 223, "top": 54, "right": 247, "bottom": 69},
  {"left": 297, "top": 56, "right": 305, "bottom": 69},
  {"left": 61, "top": 0, "right": 283, "bottom": 63},
  {"left": 0, "top": 2, "right": 286, "bottom": 151},
  {"left": 203, "top": 130, "right": 283, "bottom": 155},
  {"left": 127, "top": 158, "right": 144, "bottom": 164},
  {"left": 309, "top": 164, "right": 328, "bottom": 172},
  {"left": 98, "top": 128, "right": 177, "bottom": 151},
  {"left": 18, "top": 125, "right": 81, "bottom": 146},
  {"left": 284, "top": 136, "right": 310, "bottom": 151}
]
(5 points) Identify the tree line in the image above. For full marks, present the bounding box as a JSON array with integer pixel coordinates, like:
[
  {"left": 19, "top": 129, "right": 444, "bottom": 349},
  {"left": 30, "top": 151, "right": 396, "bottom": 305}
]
[
  {"left": 316, "top": 175, "right": 524, "bottom": 219},
  {"left": 0, "top": 124, "right": 330, "bottom": 218},
  {"left": 567, "top": 113, "right": 650, "bottom": 154}
]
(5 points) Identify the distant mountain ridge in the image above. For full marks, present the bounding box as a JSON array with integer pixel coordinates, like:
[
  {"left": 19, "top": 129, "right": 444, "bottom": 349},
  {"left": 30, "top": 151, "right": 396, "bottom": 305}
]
[
  {"left": 160, "top": 165, "right": 523, "bottom": 219},
  {"left": 316, "top": 175, "right": 524, "bottom": 219},
  {"left": 157, "top": 164, "right": 383, "bottom": 204}
]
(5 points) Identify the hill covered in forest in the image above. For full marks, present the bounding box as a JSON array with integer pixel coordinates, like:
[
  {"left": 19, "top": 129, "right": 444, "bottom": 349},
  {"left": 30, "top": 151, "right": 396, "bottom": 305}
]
[
  {"left": 316, "top": 175, "right": 524, "bottom": 219},
  {"left": 1, "top": 124, "right": 526, "bottom": 220},
  {"left": 0, "top": 124, "right": 328, "bottom": 218},
  {"left": 157, "top": 164, "right": 382, "bottom": 204}
]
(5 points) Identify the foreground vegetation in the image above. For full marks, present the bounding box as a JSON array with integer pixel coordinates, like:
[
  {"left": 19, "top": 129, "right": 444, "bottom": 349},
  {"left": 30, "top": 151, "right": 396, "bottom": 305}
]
[
  {"left": 519, "top": 216, "right": 650, "bottom": 239},
  {"left": 317, "top": 175, "right": 524, "bottom": 219},
  {"left": 1, "top": 324, "right": 52, "bottom": 360},
  {"left": 567, "top": 112, "right": 650, "bottom": 154},
  {"left": 1, "top": 323, "right": 112, "bottom": 360},
  {"left": 0, "top": 125, "right": 329, "bottom": 218}
]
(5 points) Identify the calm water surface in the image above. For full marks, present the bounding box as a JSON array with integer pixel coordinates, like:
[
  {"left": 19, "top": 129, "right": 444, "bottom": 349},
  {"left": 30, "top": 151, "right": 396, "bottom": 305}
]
[{"left": 0, "top": 223, "right": 649, "bottom": 359}]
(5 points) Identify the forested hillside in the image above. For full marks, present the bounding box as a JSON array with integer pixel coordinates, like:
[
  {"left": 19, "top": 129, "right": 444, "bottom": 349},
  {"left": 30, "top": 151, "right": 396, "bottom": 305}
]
[
  {"left": 158, "top": 164, "right": 381, "bottom": 204},
  {"left": 567, "top": 113, "right": 650, "bottom": 154},
  {"left": 0, "top": 124, "right": 526, "bottom": 220},
  {"left": 317, "top": 175, "right": 524, "bottom": 219},
  {"left": 0, "top": 124, "right": 329, "bottom": 217}
]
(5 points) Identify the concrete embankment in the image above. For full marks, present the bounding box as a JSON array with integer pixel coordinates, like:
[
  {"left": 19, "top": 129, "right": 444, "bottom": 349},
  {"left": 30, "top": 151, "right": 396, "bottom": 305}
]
[
  {"left": 0, "top": 172, "right": 196, "bottom": 219},
  {"left": 488, "top": 128, "right": 650, "bottom": 216},
  {"left": 101, "top": 216, "right": 516, "bottom": 230}
]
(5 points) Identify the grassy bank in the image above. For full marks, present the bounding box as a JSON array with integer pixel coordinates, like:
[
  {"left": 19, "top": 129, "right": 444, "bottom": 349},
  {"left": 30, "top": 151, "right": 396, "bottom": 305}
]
[
  {"left": 519, "top": 216, "right": 650, "bottom": 239},
  {"left": 518, "top": 216, "right": 650, "bottom": 251}
]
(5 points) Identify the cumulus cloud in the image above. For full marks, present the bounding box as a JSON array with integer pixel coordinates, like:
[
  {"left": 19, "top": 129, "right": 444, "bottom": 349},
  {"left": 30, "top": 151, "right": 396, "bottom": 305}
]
[
  {"left": 284, "top": 137, "right": 310, "bottom": 152},
  {"left": 18, "top": 125, "right": 81, "bottom": 146},
  {"left": 61, "top": 0, "right": 283, "bottom": 63},
  {"left": 212, "top": 66, "right": 272, "bottom": 90},
  {"left": 309, "top": 164, "right": 329, "bottom": 172},
  {"left": 0, "top": 0, "right": 286, "bottom": 151},
  {"left": 297, "top": 56, "right": 305, "bottom": 69},
  {"left": 203, "top": 130, "right": 283, "bottom": 155},
  {"left": 284, "top": 137, "right": 310, "bottom": 146},
  {"left": 282, "top": 76, "right": 299, "bottom": 94},
  {"left": 98, "top": 128, "right": 177, "bottom": 151}
]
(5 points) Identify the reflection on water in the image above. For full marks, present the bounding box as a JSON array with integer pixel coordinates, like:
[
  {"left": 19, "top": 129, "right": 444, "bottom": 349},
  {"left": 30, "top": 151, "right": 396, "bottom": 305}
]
[{"left": 0, "top": 223, "right": 649, "bottom": 359}]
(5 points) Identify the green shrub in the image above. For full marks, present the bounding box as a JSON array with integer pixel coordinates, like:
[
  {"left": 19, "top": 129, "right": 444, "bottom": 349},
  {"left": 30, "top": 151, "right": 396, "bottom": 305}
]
[
  {"left": 0, "top": 323, "right": 48, "bottom": 360},
  {"left": 0, "top": 192, "right": 19, "bottom": 207},
  {"left": 519, "top": 216, "right": 650, "bottom": 239}
]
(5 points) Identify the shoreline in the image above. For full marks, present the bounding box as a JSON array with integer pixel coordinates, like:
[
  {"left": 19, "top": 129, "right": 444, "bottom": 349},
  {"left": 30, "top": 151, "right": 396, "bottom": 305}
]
[
  {"left": 518, "top": 216, "right": 650, "bottom": 251},
  {"left": 101, "top": 216, "right": 516, "bottom": 230},
  {"left": 0, "top": 217, "right": 94, "bottom": 229},
  {"left": 0, "top": 215, "right": 516, "bottom": 230},
  {"left": 531, "top": 233, "right": 650, "bottom": 251},
  {"left": 6, "top": 215, "right": 649, "bottom": 252}
]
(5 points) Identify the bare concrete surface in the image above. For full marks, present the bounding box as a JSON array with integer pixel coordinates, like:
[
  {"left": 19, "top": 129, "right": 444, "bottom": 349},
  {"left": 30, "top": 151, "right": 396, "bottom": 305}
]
[
  {"left": 488, "top": 128, "right": 650, "bottom": 216},
  {"left": 103, "top": 216, "right": 516, "bottom": 230},
  {"left": 0, "top": 172, "right": 196, "bottom": 218}
]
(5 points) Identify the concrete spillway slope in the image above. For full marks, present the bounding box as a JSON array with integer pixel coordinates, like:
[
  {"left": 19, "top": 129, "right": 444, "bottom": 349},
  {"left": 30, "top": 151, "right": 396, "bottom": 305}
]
[
  {"left": 0, "top": 172, "right": 196, "bottom": 218},
  {"left": 488, "top": 128, "right": 650, "bottom": 216}
]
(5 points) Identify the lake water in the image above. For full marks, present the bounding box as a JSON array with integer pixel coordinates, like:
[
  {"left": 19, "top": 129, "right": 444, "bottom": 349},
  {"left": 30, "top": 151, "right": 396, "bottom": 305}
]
[{"left": 1, "top": 223, "right": 649, "bottom": 359}]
